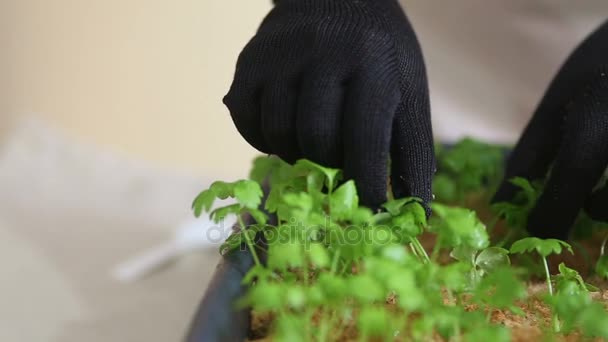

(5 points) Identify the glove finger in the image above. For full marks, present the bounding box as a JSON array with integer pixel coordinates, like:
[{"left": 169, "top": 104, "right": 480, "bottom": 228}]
[
  {"left": 297, "top": 70, "right": 345, "bottom": 168},
  {"left": 223, "top": 44, "right": 270, "bottom": 154},
  {"left": 391, "top": 95, "right": 435, "bottom": 213},
  {"left": 585, "top": 183, "right": 608, "bottom": 222},
  {"left": 494, "top": 22, "right": 608, "bottom": 204},
  {"left": 492, "top": 108, "right": 563, "bottom": 204},
  {"left": 261, "top": 76, "right": 301, "bottom": 164},
  {"left": 343, "top": 67, "right": 400, "bottom": 210},
  {"left": 527, "top": 73, "right": 608, "bottom": 239}
]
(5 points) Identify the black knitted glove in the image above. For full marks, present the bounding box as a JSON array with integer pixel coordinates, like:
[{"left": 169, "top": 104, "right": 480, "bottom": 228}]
[
  {"left": 493, "top": 20, "right": 608, "bottom": 239},
  {"left": 223, "top": 0, "right": 435, "bottom": 210}
]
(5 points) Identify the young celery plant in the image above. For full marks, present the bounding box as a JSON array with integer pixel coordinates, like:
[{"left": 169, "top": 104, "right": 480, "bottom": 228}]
[
  {"left": 510, "top": 237, "right": 573, "bottom": 332},
  {"left": 193, "top": 149, "right": 608, "bottom": 341},
  {"left": 597, "top": 234, "right": 608, "bottom": 278},
  {"left": 491, "top": 177, "right": 541, "bottom": 247},
  {"left": 429, "top": 203, "right": 490, "bottom": 263},
  {"left": 433, "top": 138, "right": 505, "bottom": 204},
  {"left": 382, "top": 198, "right": 430, "bottom": 263},
  {"left": 192, "top": 179, "right": 267, "bottom": 266}
]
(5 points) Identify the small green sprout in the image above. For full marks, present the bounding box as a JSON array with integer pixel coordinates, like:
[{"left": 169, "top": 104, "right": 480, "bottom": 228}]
[
  {"left": 462, "top": 324, "right": 511, "bottom": 342},
  {"left": 597, "top": 234, "right": 608, "bottom": 279},
  {"left": 510, "top": 237, "right": 573, "bottom": 332},
  {"left": 433, "top": 138, "right": 505, "bottom": 203},
  {"left": 192, "top": 179, "right": 267, "bottom": 265},
  {"left": 382, "top": 198, "right": 428, "bottom": 262},
  {"left": 510, "top": 237, "right": 573, "bottom": 296},
  {"left": 597, "top": 255, "right": 608, "bottom": 279},
  {"left": 430, "top": 203, "right": 489, "bottom": 256},
  {"left": 546, "top": 290, "right": 608, "bottom": 338},
  {"left": 554, "top": 262, "right": 599, "bottom": 294},
  {"left": 192, "top": 140, "right": 608, "bottom": 341},
  {"left": 328, "top": 180, "right": 358, "bottom": 220},
  {"left": 473, "top": 266, "right": 527, "bottom": 318},
  {"left": 491, "top": 177, "right": 541, "bottom": 243},
  {"left": 357, "top": 307, "right": 392, "bottom": 340},
  {"left": 450, "top": 245, "right": 510, "bottom": 288}
]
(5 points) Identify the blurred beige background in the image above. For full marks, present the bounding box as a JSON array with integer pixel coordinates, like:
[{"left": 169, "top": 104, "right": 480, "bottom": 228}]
[
  {"left": 1, "top": 1, "right": 272, "bottom": 342},
  {"left": 1, "top": 1, "right": 607, "bottom": 342},
  {"left": 4, "top": 0, "right": 607, "bottom": 166},
  {"left": 3, "top": 0, "right": 271, "bottom": 180}
]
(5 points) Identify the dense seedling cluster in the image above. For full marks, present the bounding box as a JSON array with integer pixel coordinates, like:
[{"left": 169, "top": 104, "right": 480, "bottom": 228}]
[
  {"left": 193, "top": 138, "right": 608, "bottom": 341},
  {"left": 433, "top": 138, "right": 505, "bottom": 203}
]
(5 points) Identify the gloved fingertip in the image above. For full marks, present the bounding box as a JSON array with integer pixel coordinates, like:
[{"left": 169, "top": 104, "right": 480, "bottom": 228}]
[
  {"left": 585, "top": 186, "right": 608, "bottom": 222},
  {"left": 526, "top": 212, "right": 570, "bottom": 240}
]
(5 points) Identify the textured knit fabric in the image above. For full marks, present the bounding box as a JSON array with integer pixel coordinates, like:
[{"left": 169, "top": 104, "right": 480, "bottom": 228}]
[
  {"left": 224, "top": 0, "right": 435, "bottom": 210},
  {"left": 494, "top": 20, "right": 608, "bottom": 239}
]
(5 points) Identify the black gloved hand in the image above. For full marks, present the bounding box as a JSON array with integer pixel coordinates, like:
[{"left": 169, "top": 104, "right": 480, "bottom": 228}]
[
  {"left": 223, "top": 0, "right": 435, "bottom": 210},
  {"left": 493, "top": 20, "right": 608, "bottom": 239}
]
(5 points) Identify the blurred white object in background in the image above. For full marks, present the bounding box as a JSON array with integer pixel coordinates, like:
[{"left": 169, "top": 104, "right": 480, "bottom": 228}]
[{"left": 112, "top": 216, "right": 236, "bottom": 283}]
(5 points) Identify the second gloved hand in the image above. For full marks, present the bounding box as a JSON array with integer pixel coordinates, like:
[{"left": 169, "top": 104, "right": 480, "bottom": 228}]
[
  {"left": 494, "top": 20, "right": 608, "bottom": 239},
  {"left": 224, "top": 0, "right": 435, "bottom": 210}
]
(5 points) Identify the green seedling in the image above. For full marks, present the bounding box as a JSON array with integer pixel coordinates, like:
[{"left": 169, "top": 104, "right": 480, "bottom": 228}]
[
  {"left": 473, "top": 266, "right": 527, "bottom": 319},
  {"left": 434, "top": 138, "right": 505, "bottom": 203},
  {"left": 553, "top": 262, "right": 599, "bottom": 294},
  {"left": 381, "top": 197, "right": 429, "bottom": 263},
  {"left": 192, "top": 179, "right": 267, "bottom": 265},
  {"left": 430, "top": 203, "right": 489, "bottom": 260},
  {"left": 510, "top": 238, "right": 573, "bottom": 296},
  {"left": 596, "top": 255, "right": 608, "bottom": 279},
  {"left": 491, "top": 177, "right": 542, "bottom": 245},
  {"left": 546, "top": 290, "right": 608, "bottom": 338},
  {"left": 597, "top": 235, "right": 608, "bottom": 279},
  {"left": 510, "top": 237, "right": 573, "bottom": 332},
  {"left": 191, "top": 138, "right": 608, "bottom": 341},
  {"left": 450, "top": 245, "right": 511, "bottom": 288}
]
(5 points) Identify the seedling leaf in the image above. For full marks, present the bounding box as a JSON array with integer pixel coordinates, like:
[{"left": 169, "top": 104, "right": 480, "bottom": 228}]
[
  {"left": 192, "top": 189, "right": 217, "bottom": 217},
  {"left": 358, "top": 307, "right": 390, "bottom": 338},
  {"left": 475, "top": 266, "right": 527, "bottom": 309},
  {"left": 249, "top": 155, "right": 283, "bottom": 183},
  {"left": 329, "top": 180, "right": 358, "bottom": 220},
  {"left": 476, "top": 247, "right": 510, "bottom": 275},
  {"left": 596, "top": 254, "right": 608, "bottom": 279},
  {"left": 463, "top": 325, "right": 511, "bottom": 342},
  {"left": 318, "top": 273, "right": 347, "bottom": 301},
  {"left": 433, "top": 174, "right": 457, "bottom": 203},
  {"left": 510, "top": 237, "right": 573, "bottom": 258},
  {"left": 242, "top": 282, "right": 284, "bottom": 311},
  {"left": 246, "top": 208, "right": 268, "bottom": 225},
  {"left": 554, "top": 262, "right": 598, "bottom": 293},
  {"left": 450, "top": 245, "right": 476, "bottom": 264},
  {"left": 233, "top": 180, "right": 264, "bottom": 209},
  {"left": 294, "top": 159, "right": 341, "bottom": 191},
  {"left": 431, "top": 203, "right": 489, "bottom": 250},
  {"left": 308, "top": 243, "right": 330, "bottom": 268},
  {"left": 286, "top": 286, "right": 307, "bottom": 309},
  {"left": 274, "top": 314, "right": 307, "bottom": 342},
  {"left": 210, "top": 203, "right": 240, "bottom": 223},
  {"left": 268, "top": 243, "right": 304, "bottom": 271},
  {"left": 348, "top": 274, "right": 385, "bottom": 303}
]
